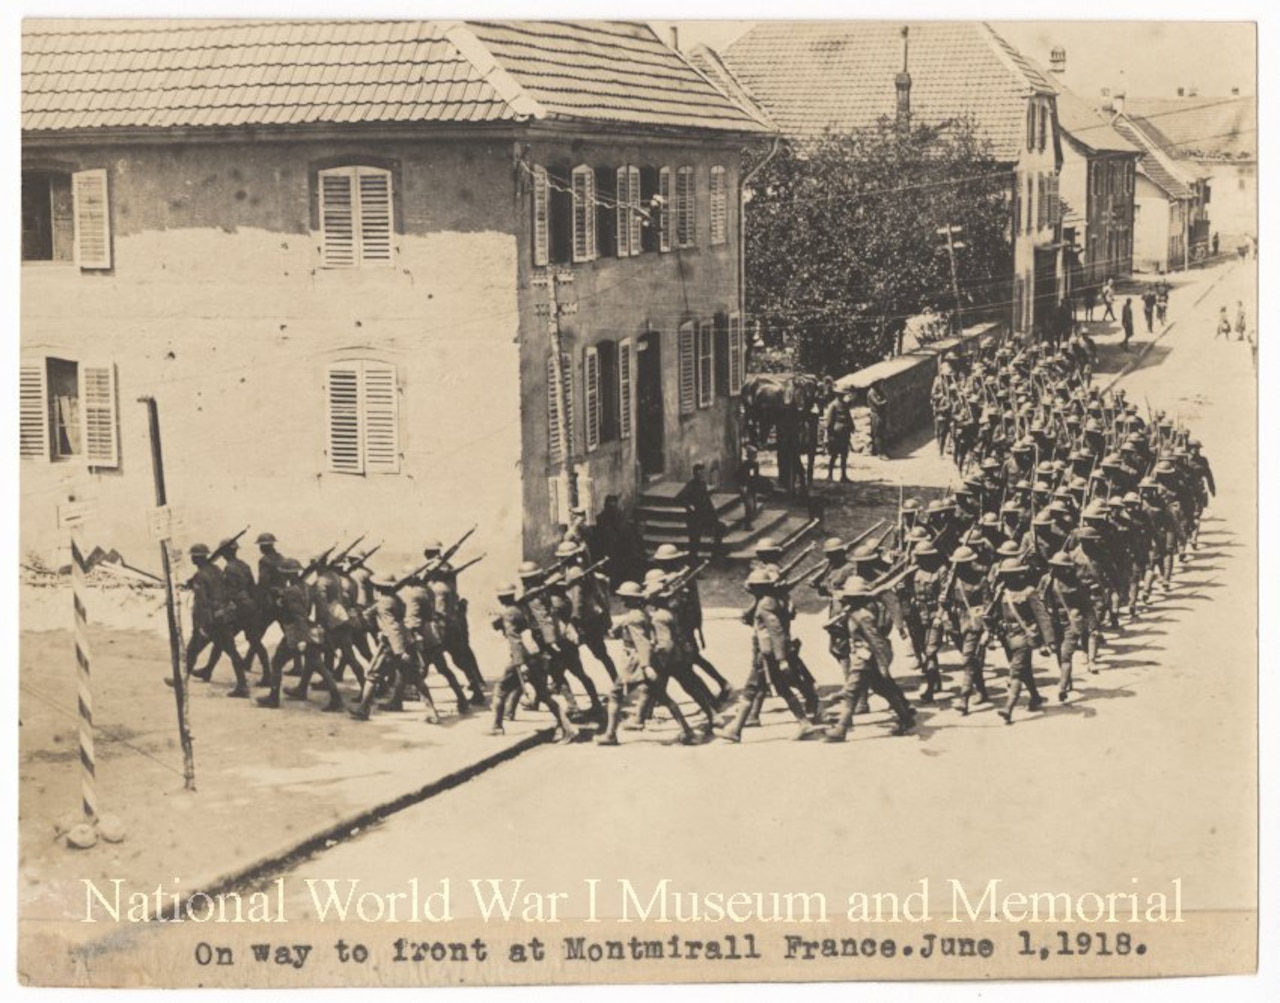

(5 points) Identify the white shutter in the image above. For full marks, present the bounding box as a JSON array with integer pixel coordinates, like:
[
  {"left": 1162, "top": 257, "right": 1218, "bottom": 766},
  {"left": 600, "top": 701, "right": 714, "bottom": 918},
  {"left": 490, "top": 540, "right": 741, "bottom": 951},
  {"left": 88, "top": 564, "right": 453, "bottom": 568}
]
[
  {"left": 658, "top": 167, "right": 672, "bottom": 252},
  {"left": 357, "top": 168, "right": 393, "bottom": 266},
  {"left": 79, "top": 361, "right": 119, "bottom": 468},
  {"left": 72, "top": 169, "right": 111, "bottom": 269},
  {"left": 20, "top": 360, "right": 49, "bottom": 460},
  {"left": 583, "top": 345, "right": 601, "bottom": 453},
  {"left": 618, "top": 338, "right": 633, "bottom": 439},
  {"left": 326, "top": 363, "right": 363, "bottom": 473},
  {"left": 627, "top": 167, "right": 642, "bottom": 256},
  {"left": 678, "top": 322, "right": 696, "bottom": 415},
  {"left": 697, "top": 321, "right": 714, "bottom": 409},
  {"left": 709, "top": 166, "right": 728, "bottom": 246},
  {"left": 615, "top": 167, "right": 630, "bottom": 259},
  {"left": 676, "top": 167, "right": 695, "bottom": 247},
  {"left": 320, "top": 169, "right": 356, "bottom": 268},
  {"left": 728, "top": 313, "right": 744, "bottom": 396},
  {"left": 572, "top": 166, "right": 595, "bottom": 263},
  {"left": 361, "top": 362, "right": 400, "bottom": 473},
  {"left": 532, "top": 165, "right": 549, "bottom": 267},
  {"left": 547, "top": 352, "right": 574, "bottom": 466}
]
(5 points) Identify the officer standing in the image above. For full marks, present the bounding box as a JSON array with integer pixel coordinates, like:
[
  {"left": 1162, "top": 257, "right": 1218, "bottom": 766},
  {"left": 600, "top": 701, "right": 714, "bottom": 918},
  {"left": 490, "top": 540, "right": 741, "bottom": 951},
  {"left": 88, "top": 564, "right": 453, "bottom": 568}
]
[{"left": 823, "top": 390, "right": 854, "bottom": 482}]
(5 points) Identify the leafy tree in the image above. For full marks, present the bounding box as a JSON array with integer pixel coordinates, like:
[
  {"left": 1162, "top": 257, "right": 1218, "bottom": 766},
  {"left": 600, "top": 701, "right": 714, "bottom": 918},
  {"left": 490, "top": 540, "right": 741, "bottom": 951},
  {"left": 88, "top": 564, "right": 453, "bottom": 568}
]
[{"left": 745, "top": 117, "right": 1013, "bottom": 376}]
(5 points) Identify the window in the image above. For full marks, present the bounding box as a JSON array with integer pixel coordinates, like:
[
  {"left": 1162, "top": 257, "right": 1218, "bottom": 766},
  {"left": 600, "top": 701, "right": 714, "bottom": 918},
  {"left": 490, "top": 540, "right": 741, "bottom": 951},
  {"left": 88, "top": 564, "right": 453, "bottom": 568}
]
[
  {"left": 547, "top": 351, "right": 574, "bottom": 466},
  {"left": 22, "top": 168, "right": 112, "bottom": 268},
  {"left": 325, "top": 361, "right": 400, "bottom": 475},
  {"left": 1027, "top": 102, "right": 1037, "bottom": 152},
  {"left": 1036, "top": 172, "right": 1047, "bottom": 231},
  {"left": 1026, "top": 175, "right": 1034, "bottom": 234},
  {"left": 677, "top": 322, "right": 696, "bottom": 415},
  {"left": 714, "top": 314, "right": 730, "bottom": 396},
  {"left": 728, "top": 312, "right": 745, "bottom": 396},
  {"left": 596, "top": 341, "right": 620, "bottom": 443},
  {"left": 616, "top": 166, "right": 642, "bottom": 257},
  {"left": 1126, "top": 162, "right": 1135, "bottom": 195},
  {"left": 319, "top": 166, "right": 393, "bottom": 269},
  {"left": 1038, "top": 99, "right": 1048, "bottom": 152},
  {"left": 571, "top": 166, "right": 596, "bottom": 263},
  {"left": 583, "top": 345, "right": 602, "bottom": 453},
  {"left": 618, "top": 338, "right": 634, "bottom": 439},
  {"left": 1047, "top": 173, "right": 1059, "bottom": 229},
  {"left": 1012, "top": 182, "right": 1021, "bottom": 234},
  {"left": 696, "top": 320, "right": 714, "bottom": 409},
  {"left": 657, "top": 167, "right": 673, "bottom": 252},
  {"left": 531, "top": 165, "right": 550, "bottom": 267},
  {"left": 594, "top": 167, "right": 617, "bottom": 259},
  {"left": 709, "top": 166, "right": 728, "bottom": 246},
  {"left": 19, "top": 356, "right": 119, "bottom": 467},
  {"left": 675, "top": 166, "right": 696, "bottom": 248}
]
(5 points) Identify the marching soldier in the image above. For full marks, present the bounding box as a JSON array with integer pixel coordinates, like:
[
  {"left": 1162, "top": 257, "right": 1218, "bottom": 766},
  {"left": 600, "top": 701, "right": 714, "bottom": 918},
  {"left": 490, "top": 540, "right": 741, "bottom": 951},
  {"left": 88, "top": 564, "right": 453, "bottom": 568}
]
[
  {"left": 398, "top": 564, "right": 468, "bottom": 720},
  {"left": 651, "top": 544, "right": 731, "bottom": 703},
  {"left": 186, "top": 542, "right": 250, "bottom": 697},
  {"left": 993, "top": 557, "right": 1056, "bottom": 724},
  {"left": 944, "top": 545, "right": 991, "bottom": 715},
  {"left": 423, "top": 540, "right": 489, "bottom": 707},
  {"left": 488, "top": 583, "right": 579, "bottom": 742}
]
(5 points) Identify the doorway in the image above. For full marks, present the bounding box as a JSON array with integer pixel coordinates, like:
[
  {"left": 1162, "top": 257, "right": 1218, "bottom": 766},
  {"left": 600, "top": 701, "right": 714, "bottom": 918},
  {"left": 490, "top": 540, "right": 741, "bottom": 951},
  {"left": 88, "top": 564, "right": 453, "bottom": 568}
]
[{"left": 636, "top": 331, "right": 664, "bottom": 477}]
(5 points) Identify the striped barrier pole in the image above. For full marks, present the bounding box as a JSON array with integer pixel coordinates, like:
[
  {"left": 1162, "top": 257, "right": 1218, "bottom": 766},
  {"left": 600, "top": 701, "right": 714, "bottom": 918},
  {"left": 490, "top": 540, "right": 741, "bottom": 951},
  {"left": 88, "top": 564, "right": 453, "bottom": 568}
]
[{"left": 69, "top": 520, "right": 97, "bottom": 823}]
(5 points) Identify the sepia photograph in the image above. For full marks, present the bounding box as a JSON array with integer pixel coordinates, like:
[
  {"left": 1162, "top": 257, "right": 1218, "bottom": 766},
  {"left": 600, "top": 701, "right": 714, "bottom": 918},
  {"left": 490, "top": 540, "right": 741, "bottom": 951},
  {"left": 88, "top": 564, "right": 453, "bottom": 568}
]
[{"left": 13, "top": 7, "right": 1265, "bottom": 991}]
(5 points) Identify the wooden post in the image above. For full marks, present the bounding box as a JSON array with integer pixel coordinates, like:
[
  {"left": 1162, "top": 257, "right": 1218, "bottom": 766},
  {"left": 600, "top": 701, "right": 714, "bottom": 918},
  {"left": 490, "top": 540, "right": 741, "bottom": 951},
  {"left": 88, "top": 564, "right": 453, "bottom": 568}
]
[{"left": 138, "top": 395, "right": 196, "bottom": 791}]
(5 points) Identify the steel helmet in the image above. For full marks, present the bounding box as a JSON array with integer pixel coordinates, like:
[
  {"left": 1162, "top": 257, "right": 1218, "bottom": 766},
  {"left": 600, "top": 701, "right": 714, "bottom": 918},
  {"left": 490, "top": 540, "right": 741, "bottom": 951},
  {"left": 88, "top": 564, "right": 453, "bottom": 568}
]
[
  {"left": 951, "top": 546, "right": 977, "bottom": 564},
  {"left": 554, "top": 540, "right": 582, "bottom": 559},
  {"left": 189, "top": 543, "right": 211, "bottom": 559},
  {"left": 821, "top": 536, "right": 846, "bottom": 555},
  {"left": 517, "top": 561, "right": 542, "bottom": 579},
  {"left": 615, "top": 581, "right": 645, "bottom": 599},
  {"left": 652, "top": 543, "right": 686, "bottom": 562}
]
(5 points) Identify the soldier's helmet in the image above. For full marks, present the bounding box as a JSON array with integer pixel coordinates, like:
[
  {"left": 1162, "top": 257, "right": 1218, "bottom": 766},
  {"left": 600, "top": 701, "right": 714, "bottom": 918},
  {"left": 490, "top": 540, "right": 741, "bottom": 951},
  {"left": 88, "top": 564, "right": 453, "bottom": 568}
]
[
  {"left": 564, "top": 566, "right": 585, "bottom": 583},
  {"left": 1107, "top": 498, "right": 1128, "bottom": 512},
  {"left": 423, "top": 540, "right": 444, "bottom": 555},
  {"left": 1084, "top": 419, "right": 1104, "bottom": 433},
  {"left": 951, "top": 546, "right": 977, "bottom": 564},
  {"left": 279, "top": 558, "right": 303, "bottom": 576},
  {"left": 1139, "top": 476, "right": 1159, "bottom": 489},
  {"left": 1015, "top": 478, "right": 1033, "bottom": 492},
  {"left": 840, "top": 577, "right": 871, "bottom": 600},
  {"left": 850, "top": 544, "right": 879, "bottom": 563},
  {"left": 1123, "top": 492, "right": 1142, "bottom": 506},
  {"left": 754, "top": 537, "right": 781, "bottom": 557},
  {"left": 1032, "top": 508, "right": 1056, "bottom": 526},
  {"left": 1155, "top": 460, "right": 1176, "bottom": 476},
  {"left": 980, "top": 456, "right": 1001, "bottom": 471},
  {"left": 217, "top": 538, "right": 239, "bottom": 553},
  {"left": 1064, "top": 413, "right": 1082, "bottom": 426},
  {"left": 1083, "top": 500, "right": 1109, "bottom": 520},
  {"left": 615, "top": 581, "right": 645, "bottom": 600},
  {"left": 1049, "top": 551, "right": 1074, "bottom": 570},
  {"left": 998, "top": 557, "right": 1027, "bottom": 576},
  {"left": 653, "top": 543, "right": 687, "bottom": 562},
  {"left": 745, "top": 567, "right": 777, "bottom": 588},
  {"left": 997, "top": 541, "right": 1022, "bottom": 558},
  {"left": 1012, "top": 439, "right": 1033, "bottom": 454},
  {"left": 643, "top": 568, "right": 667, "bottom": 586},
  {"left": 1069, "top": 476, "right": 1090, "bottom": 492},
  {"left": 1033, "top": 479, "right": 1052, "bottom": 494},
  {"left": 189, "top": 543, "right": 211, "bottom": 559},
  {"left": 900, "top": 497, "right": 921, "bottom": 513},
  {"left": 913, "top": 540, "right": 939, "bottom": 559},
  {"left": 495, "top": 582, "right": 518, "bottom": 598},
  {"left": 822, "top": 536, "right": 846, "bottom": 556},
  {"left": 1001, "top": 501, "right": 1023, "bottom": 516},
  {"left": 372, "top": 572, "right": 398, "bottom": 589},
  {"left": 517, "top": 561, "right": 542, "bottom": 580},
  {"left": 554, "top": 540, "right": 582, "bottom": 559},
  {"left": 1188, "top": 439, "right": 1202, "bottom": 450},
  {"left": 1102, "top": 453, "right": 1124, "bottom": 468},
  {"left": 906, "top": 525, "right": 931, "bottom": 543},
  {"left": 1036, "top": 460, "right": 1056, "bottom": 477},
  {"left": 1076, "top": 525, "right": 1101, "bottom": 541},
  {"left": 980, "top": 512, "right": 1000, "bottom": 527},
  {"left": 255, "top": 532, "right": 277, "bottom": 546}
]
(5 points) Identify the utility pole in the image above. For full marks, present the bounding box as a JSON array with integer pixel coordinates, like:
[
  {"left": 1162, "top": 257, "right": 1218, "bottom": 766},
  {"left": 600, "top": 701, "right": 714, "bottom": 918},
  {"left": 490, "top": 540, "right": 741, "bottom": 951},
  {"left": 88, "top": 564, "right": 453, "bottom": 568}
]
[
  {"left": 938, "top": 224, "right": 967, "bottom": 337},
  {"left": 138, "top": 395, "right": 196, "bottom": 791},
  {"left": 532, "top": 268, "right": 579, "bottom": 515}
]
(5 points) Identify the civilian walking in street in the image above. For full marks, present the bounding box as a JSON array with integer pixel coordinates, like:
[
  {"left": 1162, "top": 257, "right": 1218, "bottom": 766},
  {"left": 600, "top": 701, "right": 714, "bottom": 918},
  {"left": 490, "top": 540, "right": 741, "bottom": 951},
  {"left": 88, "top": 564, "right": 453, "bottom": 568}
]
[
  {"left": 1142, "top": 286, "right": 1157, "bottom": 333},
  {"left": 1121, "top": 298, "right": 1134, "bottom": 352},
  {"left": 1083, "top": 285, "right": 1097, "bottom": 322},
  {"left": 1235, "top": 301, "right": 1247, "bottom": 341},
  {"left": 1215, "top": 305, "right": 1232, "bottom": 340},
  {"left": 1101, "top": 278, "right": 1116, "bottom": 321}
]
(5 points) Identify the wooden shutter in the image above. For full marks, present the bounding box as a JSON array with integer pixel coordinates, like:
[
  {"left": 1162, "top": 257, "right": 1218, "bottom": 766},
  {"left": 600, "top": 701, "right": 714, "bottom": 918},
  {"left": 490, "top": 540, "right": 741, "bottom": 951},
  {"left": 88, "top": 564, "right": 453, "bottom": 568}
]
[
  {"left": 357, "top": 168, "right": 393, "bottom": 265},
  {"left": 676, "top": 166, "right": 695, "bottom": 247},
  {"left": 709, "top": 166, "right": 727, "bottom": 245},
  {"left": 626, "top": 167, "right": 642, "bottom": 256},
  {"left": 572, "top": 166, "right": 595, "bottom": 263},
  {"left": 532, "top": 165, "right": 550, "bottom": 267},
  {"left": 618, "top": 338, "right": 633, "bottom": 439},
  {"left": 19, "top": 360, "right": 49, "bottom": 460},
  {"left": 678, "top": 322, "right": 696, "bottom": 415},
  {"left": 72, "top": 169, "right": 111, "bottom": 269},
  {"left": 79, "top": 361, "right": 119, "bottom": 468},
  {"left": 584, "top": 346, "right": 601, "bottom": 453},
  {"left": 615, "top": 167, "right": 631, "bottom": 258},
  {"left": 696, "top": 321, "right": 714, "bottom": 409},
  {"left": 361, "top": 362, "right": 400, "bottom": 473},
  {"left": 658, "top": 167, "right": 672, "bottom": 252},
  {"left": 1012, "top": 182, "right": 1021, "bottom": 235},
  {"left": 326, "top": 363, "right": 363, "bottom": 473},
  {"left": 320, "top": 169, "right": 356, "bottom": 268},
  {"left": 728, "top": 313, "right": 744, "bottom": 396},
  {"left": 547, "top": 352, "right": 574, "bottom": 465}
]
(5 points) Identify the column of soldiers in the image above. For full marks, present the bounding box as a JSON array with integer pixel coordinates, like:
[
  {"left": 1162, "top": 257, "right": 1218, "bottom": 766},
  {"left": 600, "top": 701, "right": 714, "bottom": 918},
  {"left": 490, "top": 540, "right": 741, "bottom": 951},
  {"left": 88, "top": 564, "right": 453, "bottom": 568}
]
[{"left": 177, "top": 333, "right": 1214, "bottom": 742}]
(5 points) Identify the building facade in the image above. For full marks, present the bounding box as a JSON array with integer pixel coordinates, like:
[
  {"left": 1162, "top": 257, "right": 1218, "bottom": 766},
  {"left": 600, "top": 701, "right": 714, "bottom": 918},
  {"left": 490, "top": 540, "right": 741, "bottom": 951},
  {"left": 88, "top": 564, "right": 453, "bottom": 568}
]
[{"left": 20, "top": 20, "right": 767, "bottom": 579}]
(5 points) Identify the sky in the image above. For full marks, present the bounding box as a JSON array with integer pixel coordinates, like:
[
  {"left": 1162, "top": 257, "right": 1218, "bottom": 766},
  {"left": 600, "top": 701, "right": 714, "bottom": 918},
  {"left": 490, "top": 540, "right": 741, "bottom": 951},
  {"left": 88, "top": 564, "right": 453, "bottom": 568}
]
[{"left": 662, "top": 20, "right": 1257, "bottom": 99}]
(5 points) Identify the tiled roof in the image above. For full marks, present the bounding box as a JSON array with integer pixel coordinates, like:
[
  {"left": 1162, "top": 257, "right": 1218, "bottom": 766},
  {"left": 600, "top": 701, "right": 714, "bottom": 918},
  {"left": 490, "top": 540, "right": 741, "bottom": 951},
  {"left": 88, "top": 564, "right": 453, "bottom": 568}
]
[
  {"left": 1045, "top": 79, "right": 1138, "bottom": 155},
  {"left": 683, "top": 42, "right": 776, "bottom": 131},
  {"left": 722, "top": 21, "right": 1055, "bottom": 161},
  {"left": 22, "top": 19, "right": 767, "bottom": 135},
  {"left": 1109, "top": 114, "right": 1196, "bottom": 201},
  {"left": 1124, "top": 95, "right": 1255, "bottom": 160}
]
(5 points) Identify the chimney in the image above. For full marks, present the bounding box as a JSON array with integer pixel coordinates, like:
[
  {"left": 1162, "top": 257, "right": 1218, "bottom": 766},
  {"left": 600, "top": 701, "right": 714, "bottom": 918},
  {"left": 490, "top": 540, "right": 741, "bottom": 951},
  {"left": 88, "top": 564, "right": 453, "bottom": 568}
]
[
  {"left": 669, "top": 25, "right": 679, "bottom": 52},
  {"left": 1188, "top": 84, "right": 1198, "bottom": 97},
  {"left": 895, "top": 26, "right": 912, "bottom": 128},
  {"left": 1114, "top": 91, "right": 1126, "bottom": 114},
  {"left": 1176, "top": 86, "right": 1185, "bottom": 97},
  {"left": 1049, "top": 45, "right": 1066, "bottom": 74},
  {"left": 1231, "top": 86, "right": 1240, "bottom": 96}
]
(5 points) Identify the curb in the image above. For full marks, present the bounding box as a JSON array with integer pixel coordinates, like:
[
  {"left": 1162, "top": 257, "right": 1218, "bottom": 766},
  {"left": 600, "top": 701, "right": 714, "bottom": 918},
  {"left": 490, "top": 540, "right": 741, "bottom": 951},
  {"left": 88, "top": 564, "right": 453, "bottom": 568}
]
[
  {"left": 1103, "top": 262, "right": 1238, "bottom": 392},
  {"left": 76, "top": 722, "right": 558, "bottom": 956}
]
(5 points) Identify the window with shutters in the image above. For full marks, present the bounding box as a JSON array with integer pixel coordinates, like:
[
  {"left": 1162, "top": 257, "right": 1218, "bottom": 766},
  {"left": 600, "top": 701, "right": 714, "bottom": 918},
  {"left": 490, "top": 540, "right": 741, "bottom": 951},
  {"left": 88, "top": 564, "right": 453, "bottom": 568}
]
[
  {"left": 547, "top": 351, "right": 574, "bottom": 466},
  {"left": 324, "top": 360, "right": 400, "bottom": 475},
  {"left": 1038, "top": 99, "right": 1048, "bottom": 152},
  {"left": 584, "top": 346, "right": 602, "bottom": 453},
  {"left": 1012, "top": 182, "right": 1021, "bottom": 235},
  {"left": 675, "top": 166, "right": 696, "bottom": 248},
  {"left": 677, "top": 322, "right": 696, "bottom": 415},
  {"left": 1027, "top": 102, "right": 1036, "bottom": 152},
  {"left": 1026, "top": 175, "right": 1034, "bottom": 234},
  {"left": 618, "top": 338, "right": 634, "bottom": 439},
  {"left": 1036, "top": 173, "right": 1047, "bottom": 231},
  {"left": 19, "top": 355, "right": 119, "bottom": 467},
  {"left": 696, "top": 321, "right": 714, "bottom": 409},
  {"left": 615, "top": 166, "right": 642, "bottom": 257},
  {"left": 571, "top": 165, "right": 596, "bottom": 263},
  {"left": 531, "top": 165, "right": 550, "bottom": 267},
  {"left": 22, "top": 168, "right": 112, "bottom": 268},
  {"left": 596, "top": 341, "right": 619, "bottom": 443},
  {"left": 709, "top": 166, "right": 728, "bottom": 246},
  {"left": 318, "top": 166, "right": 394, "bottom": 269},
  {"left": 728, "top": 312, "right": 745, "bottom": 396},
  {"left": 657, "top": 167, "right": 673, "bottom": 252}
]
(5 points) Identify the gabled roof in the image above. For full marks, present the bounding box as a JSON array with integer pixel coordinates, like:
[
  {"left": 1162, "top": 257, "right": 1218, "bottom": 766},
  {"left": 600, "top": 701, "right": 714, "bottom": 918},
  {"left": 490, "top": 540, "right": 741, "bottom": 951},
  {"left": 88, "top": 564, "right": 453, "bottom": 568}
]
[
  {"left": 1124, "top": 94, "right": 1255, "bottom": 160},
  {"left": 1109, "top": 113, "right": 1196, "bottom": 201},
  {"left": 1048, "top": 81, "right": 1139, "bottom": 155},
  {"left": 684, "top": 42, "right": 776, "bottom": 131},
  {"left": 722, "top": 21, "right": 1055, "bottom": 161},
  {"left": 22, "top": 19, "right": 768, "bottom": 136}
]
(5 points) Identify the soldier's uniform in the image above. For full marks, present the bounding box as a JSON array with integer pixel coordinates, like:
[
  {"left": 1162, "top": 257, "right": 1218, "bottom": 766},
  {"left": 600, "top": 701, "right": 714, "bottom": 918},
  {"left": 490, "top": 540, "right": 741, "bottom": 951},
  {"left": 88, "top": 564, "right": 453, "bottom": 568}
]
[
  {"left": 946, "top": 547, "right": 991, "bottom": 714},
  {"left": 186, "top": 546, "right": 250, "bottom": 696},
  {"left": 427, "top": 557, "right": 488, "bottom": 705},
  {"left": 488, "top": 585, "right": 578, "bottom": 741},
  {"left": 993, "top": 560, "right": 1056, "bottom": 723},
  {"left": 643, "top": 594, "right": 717, "bottom": 740},
  {"left": 822, "top": 579, "right": 915, "bottom": 741},
  {"left": 907, "top": 543, "right": 948, "bottom": 700},
  {"left": 564, "top": 563, "right": 618, "bottom": 683},
  {"left": 398, "top": 574, "right": 467, "bottom": 718}
]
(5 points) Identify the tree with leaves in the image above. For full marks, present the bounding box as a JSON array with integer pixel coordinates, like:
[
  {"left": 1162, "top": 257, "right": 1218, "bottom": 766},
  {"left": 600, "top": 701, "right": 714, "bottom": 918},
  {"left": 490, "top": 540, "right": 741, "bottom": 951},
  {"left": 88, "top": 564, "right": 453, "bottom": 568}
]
[{"left": 745, "top": 117, "right": 1013, "bottom": 376}]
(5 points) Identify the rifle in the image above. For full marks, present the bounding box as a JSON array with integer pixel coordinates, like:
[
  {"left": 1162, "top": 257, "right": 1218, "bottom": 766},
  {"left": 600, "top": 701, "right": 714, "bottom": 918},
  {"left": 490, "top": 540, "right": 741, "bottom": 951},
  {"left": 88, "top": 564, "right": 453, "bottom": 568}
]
[
  {"left": 445, "top": 553, "right": 485, "bottom": 577},
  {"left": 867, "top": 521, "right": 896, "bottom": 554},
  {"left": 330, "top": 533, "right": 368, "bottom": 566},
  {"left": 211, "top": 525, "right": 251, "bottom": 560},
  {"left": 656, "top": 558, "right": 711, "bottom": 599},
  {"left": 776, "top": 542, "right": 815, "bottom": 579},
  {"left": 346, "top": 543, "right": 382, "bottom": 571},
  {"left": 521, "top": 556, "right": 610, "bottom": 604},
  {"left": 300, "top": 544, "right": 338, "bottom": 579},
  {"left": 776, "top": 560, "right": 827, "bottom": 592},
  {"left": 399, "top": 524, "right": 480, "bottom": 587},
  {"left": 846, "top": 518, "right": 888, "bottom": 552}
]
